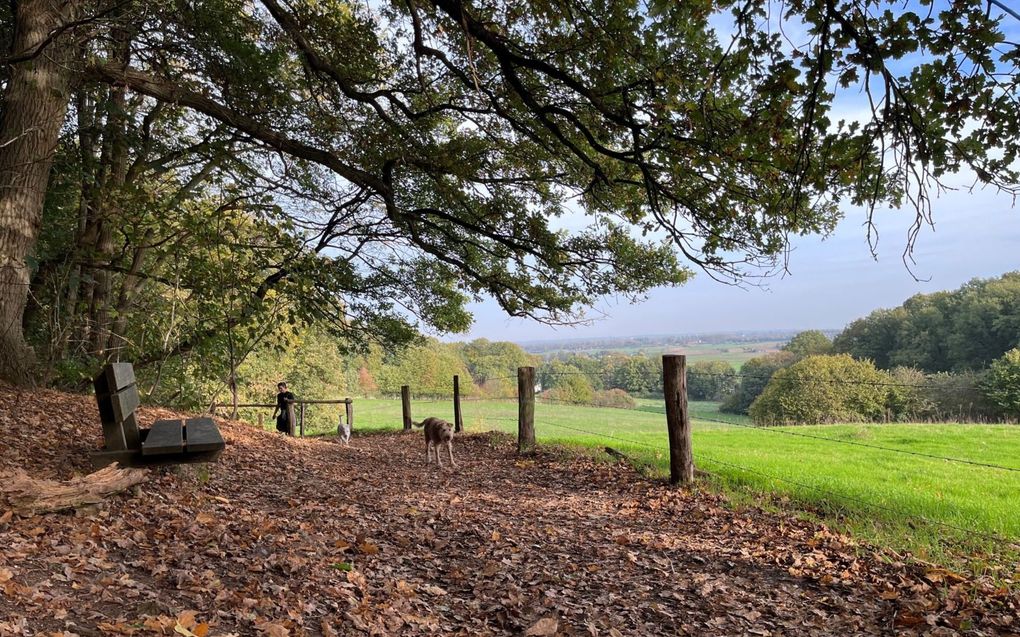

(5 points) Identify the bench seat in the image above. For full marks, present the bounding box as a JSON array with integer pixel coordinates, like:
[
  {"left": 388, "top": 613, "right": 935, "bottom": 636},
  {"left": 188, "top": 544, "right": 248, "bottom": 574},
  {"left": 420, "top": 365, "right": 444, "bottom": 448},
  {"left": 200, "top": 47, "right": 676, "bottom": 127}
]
[{"left": 90, "top": 363, "right": 226, "bottom": 469}]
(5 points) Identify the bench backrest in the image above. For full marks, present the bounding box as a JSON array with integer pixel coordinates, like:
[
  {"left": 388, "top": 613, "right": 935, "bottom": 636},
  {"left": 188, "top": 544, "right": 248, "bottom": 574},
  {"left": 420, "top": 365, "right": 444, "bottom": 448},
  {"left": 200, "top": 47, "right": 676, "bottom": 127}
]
[{"left": 94, "top": 363, "right": 141, "bottom": 451}]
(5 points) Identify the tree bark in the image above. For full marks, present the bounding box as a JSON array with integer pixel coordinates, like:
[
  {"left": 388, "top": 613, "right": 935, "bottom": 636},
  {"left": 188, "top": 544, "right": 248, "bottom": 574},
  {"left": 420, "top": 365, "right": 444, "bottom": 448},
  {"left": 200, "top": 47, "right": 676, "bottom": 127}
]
[
  {"left": 0, "top": 0, "right": 80, "bottom": 383},
  {"left": 88, "top": 25, "right": 132, "bottom": 357}
]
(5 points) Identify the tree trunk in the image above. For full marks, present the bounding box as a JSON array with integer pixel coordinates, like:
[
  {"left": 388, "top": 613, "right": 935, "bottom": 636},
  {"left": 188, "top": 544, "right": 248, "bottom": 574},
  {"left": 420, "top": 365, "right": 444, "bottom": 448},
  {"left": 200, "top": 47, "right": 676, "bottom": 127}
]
[
  {"left": 89, "top": 66, "right": 131, "bottom": 357},
  {"left": 0, "top": 0, "right": 80, "bottom": 383}
]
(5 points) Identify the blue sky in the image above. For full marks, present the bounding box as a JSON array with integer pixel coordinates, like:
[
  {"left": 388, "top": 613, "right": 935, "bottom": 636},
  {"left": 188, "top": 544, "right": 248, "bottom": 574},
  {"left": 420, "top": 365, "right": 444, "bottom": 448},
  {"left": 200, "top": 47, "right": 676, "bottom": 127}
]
[{"left": 454, "top": 184, "right": 1019, "bottom": 342}]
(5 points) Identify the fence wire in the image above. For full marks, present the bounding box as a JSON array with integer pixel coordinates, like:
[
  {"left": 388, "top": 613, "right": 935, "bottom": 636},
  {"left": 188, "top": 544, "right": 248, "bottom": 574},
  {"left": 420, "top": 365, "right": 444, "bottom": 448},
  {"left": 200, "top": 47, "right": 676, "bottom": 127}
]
[
  {"left": 693, "top": 451, "right": 1020, "bottom": 549},
  {"left": 526, "top": 382, "right": 1020, "bottom": 552},
  {"left": 696, "top": 416, "right": 1020, "bottom": 473},
  {"left": 542, "top": 368, "right": 979, "bottom": 390},
  {"left": 531, "top": 414, "right": 1020, "bottom": 550}
]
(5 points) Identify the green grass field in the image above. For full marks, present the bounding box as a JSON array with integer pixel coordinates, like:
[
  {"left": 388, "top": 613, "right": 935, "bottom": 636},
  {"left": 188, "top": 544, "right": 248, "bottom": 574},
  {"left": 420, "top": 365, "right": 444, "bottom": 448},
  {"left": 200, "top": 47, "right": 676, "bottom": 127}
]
[{"left": 290, "top": 397, "right": 1020, "bottom": 566}]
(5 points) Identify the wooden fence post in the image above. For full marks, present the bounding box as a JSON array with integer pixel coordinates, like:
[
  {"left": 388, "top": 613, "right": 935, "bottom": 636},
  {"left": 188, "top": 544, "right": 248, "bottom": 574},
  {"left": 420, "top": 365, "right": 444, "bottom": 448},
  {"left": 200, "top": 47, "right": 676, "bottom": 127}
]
[
  {"left": 453, "top": 375, "right": 464, "bottom": 433},
  {"left": 287, "top": 401, "right": 297, "bottom": 437},
  {"left": 257, "top": 412, "right": 264, "bottom": 429},
  {"left": 299, "top": 402, "right": 306, "bottom": 437},
  {"left": 345, "top": 399, "right": 354, "bottom": 432},
  {"left": 401, "top": 385, "right": 412, "bottom": 431},
  {"left": 517, "top": 366, "right": 536, "bottom": 454},
  {"left": 663, "top": 354, "right": 693, "bottom": 485}
]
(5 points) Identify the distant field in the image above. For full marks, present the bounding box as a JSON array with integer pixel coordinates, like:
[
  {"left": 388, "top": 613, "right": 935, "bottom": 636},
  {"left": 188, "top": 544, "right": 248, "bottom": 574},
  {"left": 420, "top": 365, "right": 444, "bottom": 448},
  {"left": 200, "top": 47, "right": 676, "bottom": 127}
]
[
  {"left": 291, "top": 397, "right": 1020, "bottom": 562},
  {"left": 533, "top": 339, "right": 784, "bottom": 366},
  {"left": 663, "top": 340, "right": 785, "bottom": 368}
]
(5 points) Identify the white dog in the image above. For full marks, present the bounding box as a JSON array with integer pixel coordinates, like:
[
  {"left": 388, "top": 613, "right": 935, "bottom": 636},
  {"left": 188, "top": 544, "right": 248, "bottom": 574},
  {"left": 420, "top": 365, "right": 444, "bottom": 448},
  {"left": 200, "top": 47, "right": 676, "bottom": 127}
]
[{"left": 337, "top": 414, "right": 351, "bottom": 446}]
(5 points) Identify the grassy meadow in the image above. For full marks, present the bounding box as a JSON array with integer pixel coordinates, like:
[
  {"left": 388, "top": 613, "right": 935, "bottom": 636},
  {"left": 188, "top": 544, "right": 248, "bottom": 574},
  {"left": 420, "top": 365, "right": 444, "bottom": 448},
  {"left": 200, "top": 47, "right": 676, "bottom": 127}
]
[{"left": 282, "top": 396, "right": 1020, "bottom": 565}]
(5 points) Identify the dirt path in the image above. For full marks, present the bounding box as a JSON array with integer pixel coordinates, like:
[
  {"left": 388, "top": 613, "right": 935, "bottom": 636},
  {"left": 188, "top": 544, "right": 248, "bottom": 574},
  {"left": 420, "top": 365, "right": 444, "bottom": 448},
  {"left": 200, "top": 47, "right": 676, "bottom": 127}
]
[{"left": 0, "top": 389, "right": 1017, "bottom": 636}]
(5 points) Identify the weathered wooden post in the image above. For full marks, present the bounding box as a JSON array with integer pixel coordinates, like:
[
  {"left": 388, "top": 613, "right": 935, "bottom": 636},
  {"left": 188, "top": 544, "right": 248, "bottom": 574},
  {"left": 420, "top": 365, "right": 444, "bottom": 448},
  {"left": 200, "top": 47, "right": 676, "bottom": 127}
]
[
  {"left": 401, "top": 385, "right": 412, "bottom": 431},
  {"left": 345, "top": 399, "right": 354, "bottom": 432},
  {"left": 257, "top": 412, "right": 264, "bottom": 429},
  {"left": 286, "top": 401, "right": 297, "bottom": 437},
  {"left": 453, "top": 375, "right": 464, "bottom": 433},
  {"left": 517, "top": 366, "right": 536, "bottom": 454},
  {"left": 663, "top": 354, "right": 694, "bottom": 485},
  {"left": 299, "top": 402, "right": 306, "bottom": 437}
]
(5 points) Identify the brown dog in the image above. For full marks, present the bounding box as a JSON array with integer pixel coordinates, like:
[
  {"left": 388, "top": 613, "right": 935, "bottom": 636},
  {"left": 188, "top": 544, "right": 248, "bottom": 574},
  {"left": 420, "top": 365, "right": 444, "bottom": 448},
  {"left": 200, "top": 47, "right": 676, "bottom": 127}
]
[{"left": 413, "top": 417, "right": 456, "bottom": 469}]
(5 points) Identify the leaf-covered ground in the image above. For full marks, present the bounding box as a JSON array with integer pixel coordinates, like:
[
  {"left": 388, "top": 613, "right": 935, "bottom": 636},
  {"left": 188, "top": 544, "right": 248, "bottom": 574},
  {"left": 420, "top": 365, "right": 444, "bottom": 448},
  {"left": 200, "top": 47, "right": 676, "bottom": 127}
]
[{"left": 1, "top": 388, "right": 1018, "bottom": 636}]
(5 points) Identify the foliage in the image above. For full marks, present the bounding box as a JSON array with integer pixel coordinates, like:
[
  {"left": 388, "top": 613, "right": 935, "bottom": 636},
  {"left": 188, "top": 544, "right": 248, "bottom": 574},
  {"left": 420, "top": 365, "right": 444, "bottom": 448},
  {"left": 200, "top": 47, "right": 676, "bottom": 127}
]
[
  {"left": 688, "top": 361, "right": 739, "bottom": 401},
  {"left": 541, "top": 364, "right": 595, "bottom": 405},
  {"left": 457, "top": 339, "right": 538, "bottom": 398},
  {"left": 362, "top": 340, "right": 475, "bottom": 397},
  {"left": 834, "top": 272, "right": 1020, "bottom": 372},
  {"left": 884, "top": 367, "right": 999, "bottom": 422},
  {"left": 782, "top": 331, "right": 833, "bottom": 358},
  {"left": 981, "top": 348, "right": 1020, "bottom": 418},
  {"left": 832, "top": 308, "right": 906, "bottom": 369},
  {"left": 720, "top": 352, "right": 796, "bottom": 414},
  {"left": 357, "top": 367, "right": 379, "bottom": 396},
  {"left": 590, "top": 389, "right": 637, "bottom": 410},
  {"left": 602, "top": 354, "right": 662, "bottom": 396},
  {"left": 749, "top": 355, "right": 892, "bottom": 425},
  {"left": 3, "top": 0, "right": 1018, "bottom": 386},
  {"left": 884, "top": 367, "right": 935, "bottom": 422}
]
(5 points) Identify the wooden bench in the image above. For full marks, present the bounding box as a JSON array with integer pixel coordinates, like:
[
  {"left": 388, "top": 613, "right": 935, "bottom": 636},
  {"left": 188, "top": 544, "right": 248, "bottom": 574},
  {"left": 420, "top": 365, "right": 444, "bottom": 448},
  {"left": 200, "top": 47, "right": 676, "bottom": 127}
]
[{"left": 90, "top": 363, "right": 226, "bottom": 469}]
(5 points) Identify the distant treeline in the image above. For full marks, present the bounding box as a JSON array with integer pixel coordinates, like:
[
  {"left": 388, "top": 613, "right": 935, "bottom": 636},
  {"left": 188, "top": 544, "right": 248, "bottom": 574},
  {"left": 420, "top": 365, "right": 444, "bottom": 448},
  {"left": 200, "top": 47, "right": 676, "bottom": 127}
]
[
  {"left": 520, "top": 330, "right": 819, "bottom": 354},
  {"left": 833, "top": 272, "right": 1020, "bottom": 372},
  {"left": 169, "top": 272, "right": 1020, "bottom": 428}
]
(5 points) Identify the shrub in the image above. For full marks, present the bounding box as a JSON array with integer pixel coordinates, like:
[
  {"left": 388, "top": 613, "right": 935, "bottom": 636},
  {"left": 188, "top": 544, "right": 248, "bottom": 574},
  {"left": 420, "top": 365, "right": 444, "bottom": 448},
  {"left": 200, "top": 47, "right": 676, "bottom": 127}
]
[
  {"left": 882, "top": 367, "right": 1000, "bottom": 422},
  {"left": 919, "top": 370, "right": 997, "bottom": 421},
  {"left": 981, "top": 348, "right": 1020, "bottom": 418},
  {"left": 749, "top": 354, "right": 891, "bottom": 425},
  {"left": 885, "top": 366, "right": 933, "bottom": 421},
  {"left": 591, "top": 388, "right": 637, "bottom": 409},
  {"left": 720, "top": 351, "right": 796, "bottom": 414},
  {"left": 542, "top": 373, "right": 595, "bottom": 405}
]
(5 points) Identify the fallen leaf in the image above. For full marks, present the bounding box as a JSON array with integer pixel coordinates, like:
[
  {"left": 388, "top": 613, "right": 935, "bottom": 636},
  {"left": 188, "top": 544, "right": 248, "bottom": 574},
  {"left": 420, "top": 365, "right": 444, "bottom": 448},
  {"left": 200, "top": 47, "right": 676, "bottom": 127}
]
[
  {"left": 357, "top": 541, "right": 379, "bottom": 554},
  {"left": 177, "top": 611, "right": 198, "bottom": 630},
  {"left": 525, "top": 617, "right": 558, "bottom": 636},
  {"left": 258, "top": 622, "right": 290, "bottom": 637},
  {"left": 195, "top": 512, "right": 217, "bottom": 525}
]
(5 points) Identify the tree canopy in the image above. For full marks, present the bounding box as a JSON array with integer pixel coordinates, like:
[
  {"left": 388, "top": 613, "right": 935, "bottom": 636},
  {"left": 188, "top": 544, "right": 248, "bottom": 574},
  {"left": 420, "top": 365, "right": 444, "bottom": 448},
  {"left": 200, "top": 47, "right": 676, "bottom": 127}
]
[
  {"left": 782, "top": 330, "right": 834, "bottom": 358},
  {"left": 3, "top": 0, "right": 1020, "bottom": 386},
  {"left": 749, "top": 354, "right": 891, "bottom": 425},
  {"left": 833, "top": 272, "right": 1020, "bottom": 372}
]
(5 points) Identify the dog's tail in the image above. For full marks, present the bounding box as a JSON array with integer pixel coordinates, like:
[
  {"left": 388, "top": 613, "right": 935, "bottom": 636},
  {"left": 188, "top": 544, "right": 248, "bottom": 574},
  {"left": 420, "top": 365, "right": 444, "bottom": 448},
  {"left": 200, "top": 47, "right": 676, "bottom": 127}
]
[{"left": 412, "top": 420, "right": 424, "bottom": 428}]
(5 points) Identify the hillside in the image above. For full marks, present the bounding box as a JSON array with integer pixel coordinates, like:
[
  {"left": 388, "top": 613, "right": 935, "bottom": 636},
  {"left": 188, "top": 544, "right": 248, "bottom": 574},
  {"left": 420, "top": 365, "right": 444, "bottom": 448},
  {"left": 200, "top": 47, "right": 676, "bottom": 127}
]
[{"left": 0, "top": 388, "right": 1017, "bottom": 636}]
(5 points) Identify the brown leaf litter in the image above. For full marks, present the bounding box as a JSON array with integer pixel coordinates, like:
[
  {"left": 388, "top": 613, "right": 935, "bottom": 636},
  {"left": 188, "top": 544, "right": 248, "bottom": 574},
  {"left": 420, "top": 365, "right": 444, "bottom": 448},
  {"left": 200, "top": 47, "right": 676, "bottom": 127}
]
[{"left": 0, "top": 385, "right": 1017, "bottom": 636}]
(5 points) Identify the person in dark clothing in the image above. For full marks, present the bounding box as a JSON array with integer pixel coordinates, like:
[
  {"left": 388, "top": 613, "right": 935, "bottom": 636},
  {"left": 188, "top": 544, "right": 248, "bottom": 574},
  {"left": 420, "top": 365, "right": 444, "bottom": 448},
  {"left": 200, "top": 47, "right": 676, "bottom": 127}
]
[{"left": 273, "top": 382, "right": 296, "bottom": 434}]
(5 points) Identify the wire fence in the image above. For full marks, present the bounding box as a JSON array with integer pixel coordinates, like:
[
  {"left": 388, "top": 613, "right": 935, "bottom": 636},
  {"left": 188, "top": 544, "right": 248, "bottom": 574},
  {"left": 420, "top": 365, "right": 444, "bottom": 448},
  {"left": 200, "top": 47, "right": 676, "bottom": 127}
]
[
  {"left": 221, "top": 364, "right": 1020, "bottom": 554},
  {"left": 527, "top": 366, "right": 1020, "bottom": 554},
  {"left": 529, "top": 404, "right": 1020, "bottom": 550}
]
